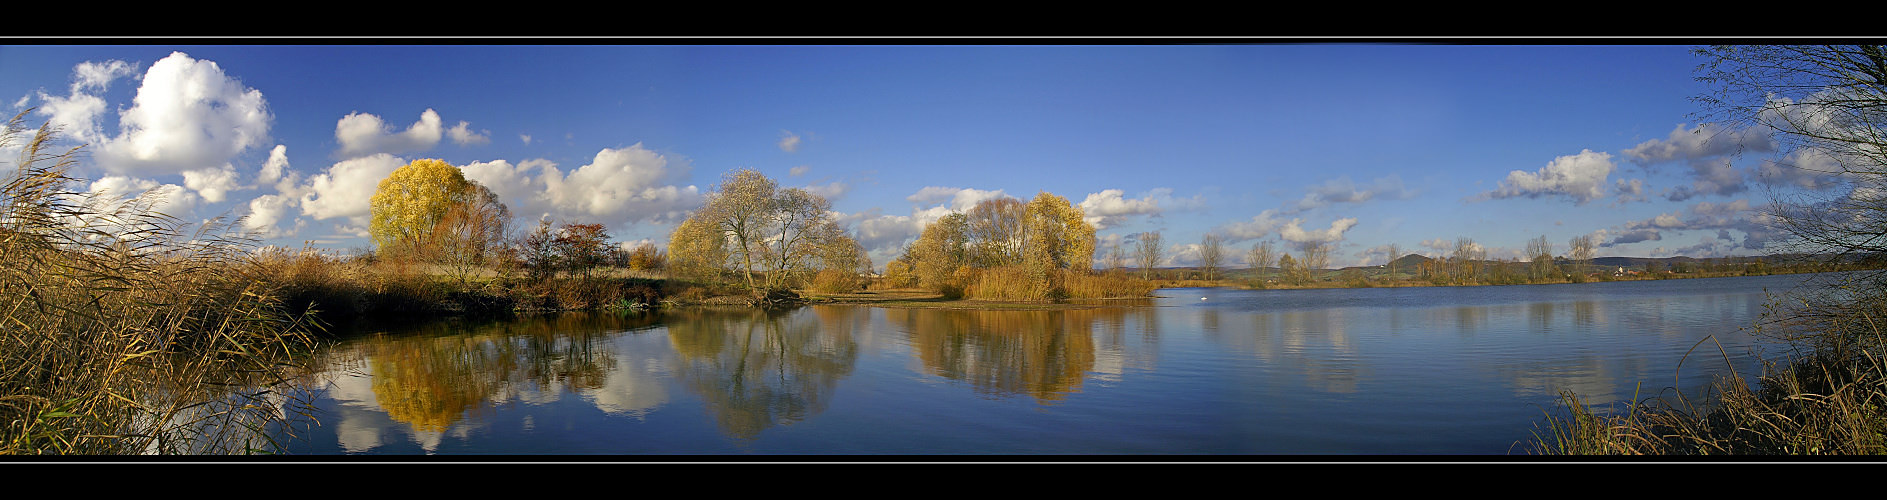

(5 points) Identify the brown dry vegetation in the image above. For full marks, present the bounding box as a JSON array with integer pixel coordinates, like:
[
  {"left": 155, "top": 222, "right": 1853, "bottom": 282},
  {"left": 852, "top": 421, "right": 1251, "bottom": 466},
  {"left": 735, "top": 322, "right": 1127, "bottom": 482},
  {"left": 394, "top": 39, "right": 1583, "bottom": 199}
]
[{"left": 0, "top": 114, "right": 316, "bottom": 454}]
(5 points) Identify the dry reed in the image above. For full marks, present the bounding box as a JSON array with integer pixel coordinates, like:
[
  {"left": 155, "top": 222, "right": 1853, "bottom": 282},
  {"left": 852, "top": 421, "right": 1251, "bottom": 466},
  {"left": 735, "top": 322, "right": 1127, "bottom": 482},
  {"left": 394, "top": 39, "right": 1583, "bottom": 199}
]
[{"left": 0, "top": 112, "right": 317, "bottom": 454}]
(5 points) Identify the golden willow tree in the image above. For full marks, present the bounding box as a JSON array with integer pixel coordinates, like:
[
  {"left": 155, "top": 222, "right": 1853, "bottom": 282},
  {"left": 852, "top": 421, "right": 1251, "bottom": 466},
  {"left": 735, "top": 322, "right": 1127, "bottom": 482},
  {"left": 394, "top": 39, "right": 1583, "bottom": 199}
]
[
  {"left": 668, "top": 169, "right": 868, "bottom": 292},
  {"left": 368, "top": 158, "right": 510, "bottom": 268},
  {"left": 893, "top": 191, "right": 1100, "bottom": 300}
]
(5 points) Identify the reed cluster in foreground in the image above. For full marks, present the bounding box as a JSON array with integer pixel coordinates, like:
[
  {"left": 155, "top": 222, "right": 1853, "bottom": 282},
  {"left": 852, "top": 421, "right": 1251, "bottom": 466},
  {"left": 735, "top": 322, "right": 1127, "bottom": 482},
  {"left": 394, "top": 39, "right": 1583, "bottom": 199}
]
[
  {"left": 1529, "top": 273, "right": 1887, "bottom": 455},
  {"left": 0, "top": 114, "right": 317, "bottom": 455}
]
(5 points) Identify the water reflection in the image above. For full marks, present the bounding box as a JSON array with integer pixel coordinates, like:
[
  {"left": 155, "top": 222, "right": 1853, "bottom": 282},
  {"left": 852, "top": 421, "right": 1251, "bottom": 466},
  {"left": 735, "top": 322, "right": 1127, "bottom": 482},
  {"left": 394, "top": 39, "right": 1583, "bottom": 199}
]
[
  {"left": 664, "top": 307, "right": 858, "bottom": 440},
  {"left": 270, "top": 274, "right": 1819, "bottom": 454},
  {"left": 303, "top": 312, "right": 667, "bottom": 452},
  {"left": 889, "top": 307, "right": 1128, "bottom": 404}
]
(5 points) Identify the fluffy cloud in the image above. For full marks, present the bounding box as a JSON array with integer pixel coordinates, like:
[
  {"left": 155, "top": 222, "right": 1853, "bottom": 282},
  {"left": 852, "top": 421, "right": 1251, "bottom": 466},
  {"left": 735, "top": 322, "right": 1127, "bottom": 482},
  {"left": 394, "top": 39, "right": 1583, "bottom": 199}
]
[
  {"left": 447, "top": 121, "right": 490, "bottom": 146},
  {"left": 296, "top": 153, "right": 407, "bottom": 222},
  {"left": 60, "top": 52, "right": 272, "bottom": 178},
  {"left": 778, "top": 131, "right": 802, "bottom": 152},
  {"left": 1664, "top": 159, "right": 1747, "bottom": 201},
  {"left": 539, "top": 145, "right": 700, "bottom": 222},
  {"left": 335, "top": 109, "right": 443, "bottom": 159},
  {"left": 1215, "top": 209, "right": 1288, "bottom": 242},
  {"left": 1597, "top": 198, "right": 1781, "bottom": 254},
  {"left": 241, "top": 193, "right": 299, "bottom": 237},
  {"left": 1615, "top": 178, "right": 1647, "bottom": 203},
  {"left": 255, "top": 145, "right": 297, "bottom": 192},
  {"left": 87, "top": 175, "right": 201, "bottom": 220},
  {"left": 800, "top": 180, "right": 850, "bottom": 202},
  {"left": 1292, "top": 175, "right": 1413, "bottom": 212},
  {"left": 71, "top": 60, "right": 138, "bottom": 93},
  {"left": 1623, "top": 123, "right": 1774, "bottom": 165},
  {"left": 32, "top": 59, "right": 139, "bottom": 145},
  {"left": 1755, "top": 148, "right": 1848, "bottom": 191},
  {"left": 457, "top": 145, "right": 704, "bottom": 229},
  {"left": 181, "top": 166, "right": 240, "bottom": 203},
  {"left": 905, "top": 186, "right": 1012, "bottom": 211},
  {"left": 1278, "top": 217, "right": 1358, "bottom": 244},
  {"left": 1483, "top": 150, "right": 1617, "bottom": 205},
  {"left": 789, "top": 165, "right": 811, "bottom": 177},
  {"left": 1418, "top": 237, "right": 1453, "bottom": 256},
  {"left": 1079, "top": 189, "right": 1162, "bottom": 229}
]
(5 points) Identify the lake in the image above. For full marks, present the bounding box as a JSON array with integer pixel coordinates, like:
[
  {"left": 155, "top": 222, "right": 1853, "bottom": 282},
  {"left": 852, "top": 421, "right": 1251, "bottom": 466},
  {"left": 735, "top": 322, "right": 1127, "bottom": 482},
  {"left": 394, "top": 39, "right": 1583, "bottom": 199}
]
[{"left": 264, "top": 273, "right": 1828, "bottom": 456}]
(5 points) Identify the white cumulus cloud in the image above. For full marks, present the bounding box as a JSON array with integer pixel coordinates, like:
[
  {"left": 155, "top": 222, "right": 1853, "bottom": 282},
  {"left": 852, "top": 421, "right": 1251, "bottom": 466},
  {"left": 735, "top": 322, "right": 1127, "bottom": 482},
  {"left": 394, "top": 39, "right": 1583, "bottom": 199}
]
[
  {"left": 1483, "top": 149, "right": 1617, "bottom": 205},
  {"left": 446, "top": 121, "right": 490, "bottom": 146},
  {"left": 1079, "top": 189, "right": 1163, "bottom": 230},
  {"left": 458, "top": 145, "right": 704, "bottom": 230},
  {"left": 335, "top": 109, "right": 443, "bottom": 159},
  {"left": 296, "top": 153, "right": 408, "bottom": 222},
  {"left": 1215, "top": 209, "right": 1288, "bottom": 243},
  {"left": 82, "top": 52, "right": 271, "bottom": 177},
  {"left": 1278, "top": 217, "right": 1358, "bottom": 244}
]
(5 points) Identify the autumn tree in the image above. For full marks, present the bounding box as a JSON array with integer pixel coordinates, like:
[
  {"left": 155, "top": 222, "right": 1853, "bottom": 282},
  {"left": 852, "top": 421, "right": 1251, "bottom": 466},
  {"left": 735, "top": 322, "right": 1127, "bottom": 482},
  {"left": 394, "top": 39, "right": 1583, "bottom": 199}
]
[
  {"left": 1199, "top": 233, "right": 1224, "bottom": 281},
  {"left": 756, "top": 187, "right": 836, "bottom": 289},
  {"left": 907, "top": 212, "right": 971, "bottom": 293},
  {"left": 808, "top": 222, "right": 873, "bottom": 293},
  {"left": 554, "top": 222, "right": 611, "bottom": 280},
  {"left": 667, "top": 215, "right": 729, "bottom": 283},
  {"left": 965, "top": 198, "right": 1028, "bottom": 267},
  {"left": 690, "top": 169, "right": 777, "bottom": 289},
  {"left": 1568, "top": 234, "right": 1595, "bottom": 279},
  {"left": 624, "top": 242, "right": 667, "bottom": 271},
  {"left": 1451, "top": 237, "right": 1479, "bottom": 283},
  {"left": 519, "top": 218, "right": 561, "bottom": 282},
  {"left": 1136, "top": 231, "right": 1163, "bottom": 280},
  {"left": 1298, "top": 240, "right": 1330, "bottom": 284},
  {"left": 1277, "top": 253, "right": 1301, "bottom": 284},
  {"left": 428, "top": 180, "right": 512, "bottom": 286},
  {"left": 674, "top": 168, "right": 859, "bottom": 291},
  {"left": 1248, "top": 240, "right": 1275, "bottom": 280},
  {"left": 1526, "top": 235, "right": 1554, "bottom": 282},
  {"left": 1022, "top": 191, "right": 1096, "bottom": 273},
  {"left": 369, "top": 158, "right": 476, "bottom": 258},
  {"left": 882, "top": 257, "right": 918, "bottom": 288}
]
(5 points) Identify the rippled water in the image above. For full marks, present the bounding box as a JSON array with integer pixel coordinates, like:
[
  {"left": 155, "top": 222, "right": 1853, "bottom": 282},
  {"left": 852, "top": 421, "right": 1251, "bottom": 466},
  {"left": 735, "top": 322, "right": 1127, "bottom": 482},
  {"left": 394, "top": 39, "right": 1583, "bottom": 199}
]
[{"left": 266, "top": 273, "right": 1829, "bottom": 456}]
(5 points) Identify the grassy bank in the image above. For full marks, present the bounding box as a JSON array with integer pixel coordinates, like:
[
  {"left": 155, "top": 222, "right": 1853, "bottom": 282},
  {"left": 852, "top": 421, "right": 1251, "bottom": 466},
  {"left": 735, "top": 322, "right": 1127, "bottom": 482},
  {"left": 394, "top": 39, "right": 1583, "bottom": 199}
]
[
  {"left": 1527, "top": 272, "right": 1887, "bottom": 455},
  {"left": 250, "top": 247, "right": 670, "bottom": 324}
]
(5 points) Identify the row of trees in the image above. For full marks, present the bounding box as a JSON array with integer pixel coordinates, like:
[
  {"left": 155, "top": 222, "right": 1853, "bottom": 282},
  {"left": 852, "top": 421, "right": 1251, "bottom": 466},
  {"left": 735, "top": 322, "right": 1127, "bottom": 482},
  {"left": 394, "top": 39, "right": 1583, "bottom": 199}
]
[
  {"left": 667, "top": 169, "right": 871, "bottom": 293},
  {"left": 366, "top": 158, "right": 667, "bottom": 287},
  {"left": 882, "top": 191, "right": 1104, "bottom": 299}
]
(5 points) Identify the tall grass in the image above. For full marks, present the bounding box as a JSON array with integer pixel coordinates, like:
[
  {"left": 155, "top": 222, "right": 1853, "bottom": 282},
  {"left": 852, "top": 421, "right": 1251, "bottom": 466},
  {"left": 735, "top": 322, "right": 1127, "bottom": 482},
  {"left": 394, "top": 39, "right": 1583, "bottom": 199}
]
[
  {"left": 1061, "top": 270, "right": 1158, "bottom": 299},
  {"left": 0, "top": 113, "right": 317, "bottom": 454},
  {"left": 1529, "top": 272, "right": 1887, "bottom": 455},
  {"left": 961, "top": 267, "right": 1155, "bottom": 301}
]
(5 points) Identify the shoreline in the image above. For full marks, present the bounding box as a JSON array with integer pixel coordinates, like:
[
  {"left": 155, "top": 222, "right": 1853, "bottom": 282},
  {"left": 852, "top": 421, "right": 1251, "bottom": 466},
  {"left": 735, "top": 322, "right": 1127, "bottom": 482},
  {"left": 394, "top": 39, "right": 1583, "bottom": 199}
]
[{"left": 304, "top": 266, "right": 1861, "bottom": 328}]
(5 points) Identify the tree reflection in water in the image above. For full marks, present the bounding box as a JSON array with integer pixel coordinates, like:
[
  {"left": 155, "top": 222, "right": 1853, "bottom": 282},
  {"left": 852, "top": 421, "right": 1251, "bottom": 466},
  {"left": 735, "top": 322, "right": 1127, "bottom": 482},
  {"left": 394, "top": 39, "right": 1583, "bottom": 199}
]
[
  {"left": 328, "top": 312, "right": 662, "bottom": 433},
  {"left": 664, "top": 306, "right": 859, "bottom": 440},
  {"left": 889, "top": 307, "right": 1131, "bottom": 404}
]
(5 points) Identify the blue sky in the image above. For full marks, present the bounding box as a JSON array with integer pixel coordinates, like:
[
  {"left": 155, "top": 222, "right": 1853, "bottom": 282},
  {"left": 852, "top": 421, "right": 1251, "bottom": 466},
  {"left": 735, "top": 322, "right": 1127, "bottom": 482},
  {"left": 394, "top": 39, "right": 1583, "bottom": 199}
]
[{"left": 0, "top": 43, "right": 1820, "bottom": 270}]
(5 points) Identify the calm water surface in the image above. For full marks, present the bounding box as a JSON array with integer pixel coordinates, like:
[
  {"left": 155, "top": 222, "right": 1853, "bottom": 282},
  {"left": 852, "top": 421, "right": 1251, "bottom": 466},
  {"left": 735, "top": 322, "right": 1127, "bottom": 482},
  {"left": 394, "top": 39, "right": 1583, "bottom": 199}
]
[{"left": 269, "top": 273, "right": 1826, "bottom": 455}]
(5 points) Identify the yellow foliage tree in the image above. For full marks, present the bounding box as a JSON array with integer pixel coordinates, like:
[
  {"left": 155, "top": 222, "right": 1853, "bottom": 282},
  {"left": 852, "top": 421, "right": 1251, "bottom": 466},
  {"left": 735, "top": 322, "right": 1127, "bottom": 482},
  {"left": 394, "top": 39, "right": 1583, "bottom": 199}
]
[
  {"left": 667, "top": 215, "right": 730, "bottom": 282},
  {"left": 369, "top": 159, "right": 472, "bottom": 257},
  {"left": 1023, "top": 191, "right": 1096, "bottom": 272}
]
